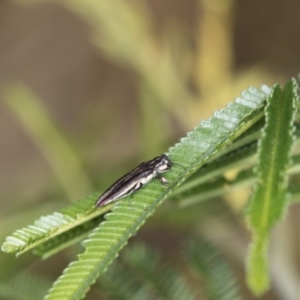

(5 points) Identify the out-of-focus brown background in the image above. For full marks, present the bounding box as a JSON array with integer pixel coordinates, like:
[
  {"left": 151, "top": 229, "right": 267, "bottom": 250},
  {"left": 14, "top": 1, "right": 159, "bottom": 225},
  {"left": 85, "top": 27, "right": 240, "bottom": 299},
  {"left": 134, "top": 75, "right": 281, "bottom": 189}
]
[{"left": 0, "top": 0, "right": 300, "bottom": 299}]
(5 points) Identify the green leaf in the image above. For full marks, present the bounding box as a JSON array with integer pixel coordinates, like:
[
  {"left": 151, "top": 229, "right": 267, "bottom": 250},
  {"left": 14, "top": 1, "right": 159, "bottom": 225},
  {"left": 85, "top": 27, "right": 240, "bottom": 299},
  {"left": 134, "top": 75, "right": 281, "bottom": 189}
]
[
  {"left": 185, "top": 238, "right": 241, "bottom": 300},
  {"left": 123, "top": 244, "right": 197, "bottom": 300},
  {"left": 175, "top": 152, "right": 300, "bottom": 208},
  {"left": 43, "top": 86, "right": 269, "bottom": 300},
  {"left": 98, "top": 263, "right": 153, "bottom": 300},
  {"left": 246, "top": 79, "right": 298, "bottom": 294},
  {"left": 98, "top": 243, "right": 199, "bottom": 300},
  {"left": 32, "top": 215, "right": 104, "bottom": 259},
  {"left": 1, "top": 193, "right": 111, "bottom": 256},
  {"left": 172, "top": 140, "right": 258, "bottom": 199}
]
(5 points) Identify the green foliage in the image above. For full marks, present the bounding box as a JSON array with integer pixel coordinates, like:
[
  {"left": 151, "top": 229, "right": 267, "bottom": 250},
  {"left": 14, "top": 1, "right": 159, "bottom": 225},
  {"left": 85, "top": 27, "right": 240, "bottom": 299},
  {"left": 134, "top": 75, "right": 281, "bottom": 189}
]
[
  {"left": 172, "top": 141, "right": 258, "bottom": 201},
  {"left": 246, "top": 79, "right": 298, "bottom": 294},
  {"left": 2, "top": 2, "right": 299, "bottom": 300},
  {"left": 122, "top": 244, "right": 197, "bottom": 300},
  {"left": 1, "top": 193, "right": 108, "bottom": 256},
  {"left": 3, "top": 78, "right": 300, "bottom": 299},
  {"left": 185, "top": 238, "right": 241, "bottom": 300},
  {"left": 97, "top": 239, "right": 240, "bottom": 300},
  {"left": 175, "top": 138, "right": 300, "bottom": 207},
  {"left": 32, "top": 215, "right": 104, "bottom": 259},
  {"left": 40, "top": 86, "right": 268, "bottom": 300},
  {"left": 97, "top": 262, "right": 151, "bottom": 300}
]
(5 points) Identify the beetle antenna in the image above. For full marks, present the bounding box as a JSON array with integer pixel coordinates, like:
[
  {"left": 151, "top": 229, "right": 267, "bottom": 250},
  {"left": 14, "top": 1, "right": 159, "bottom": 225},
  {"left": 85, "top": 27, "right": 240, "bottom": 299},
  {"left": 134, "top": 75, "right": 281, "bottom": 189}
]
[{"left": 172, "top": 162, "right": 186, "bottom": 171}]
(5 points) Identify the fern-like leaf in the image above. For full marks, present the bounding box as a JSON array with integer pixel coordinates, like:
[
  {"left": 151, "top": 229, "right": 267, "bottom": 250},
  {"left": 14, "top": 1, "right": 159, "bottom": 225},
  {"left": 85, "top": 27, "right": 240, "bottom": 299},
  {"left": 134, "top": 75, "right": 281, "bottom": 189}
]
[
  {"left": 123, "top": 244, "right": 197, "bottom": 300},
  {"left": 99, "top": 243, "right": 197, "bottom": 300},
  {"left": 43, "top": 86, "right": 269, "bottom": 300},
  {"left": 246, "top": 79, "right": 298, "bottom": 294},
  {"left": 173, "top": 140, "right": 258, "bottom": 198},
  {"left": 177, "top": 153, "right": 300, "bottom": 208},
  {"left": 97, "top": 262, "right": 153, "bottom": 300},
  {"left": 33, "top": 215, "right": 104, "bottom": 259},
  {"left": 1, "top": 193, "right": 111, "bottom": 256},
  {"left": 185, "top": 238, "right": 241, "bottom": 300}
]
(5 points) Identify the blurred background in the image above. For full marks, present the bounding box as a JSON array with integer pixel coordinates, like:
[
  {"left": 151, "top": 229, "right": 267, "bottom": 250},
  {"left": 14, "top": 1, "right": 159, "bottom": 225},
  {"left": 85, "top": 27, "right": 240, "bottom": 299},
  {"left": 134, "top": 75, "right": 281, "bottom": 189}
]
[{"left": 0, "top": 0, "right": 300, "bottom": 299}]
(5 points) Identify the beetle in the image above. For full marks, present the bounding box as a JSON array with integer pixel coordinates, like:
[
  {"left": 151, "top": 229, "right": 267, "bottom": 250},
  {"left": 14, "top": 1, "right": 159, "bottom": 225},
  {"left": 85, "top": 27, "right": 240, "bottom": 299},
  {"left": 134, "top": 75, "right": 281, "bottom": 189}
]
[{"left": 95, "top": 154, "right": 172, "bottom": 207}]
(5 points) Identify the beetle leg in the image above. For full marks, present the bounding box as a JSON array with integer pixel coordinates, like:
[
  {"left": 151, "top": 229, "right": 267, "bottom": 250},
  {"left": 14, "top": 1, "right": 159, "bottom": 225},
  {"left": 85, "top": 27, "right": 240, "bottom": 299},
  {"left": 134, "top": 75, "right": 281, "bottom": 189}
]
[{"left": 155, "top": 174, "right": 168, "bottom": 185}]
